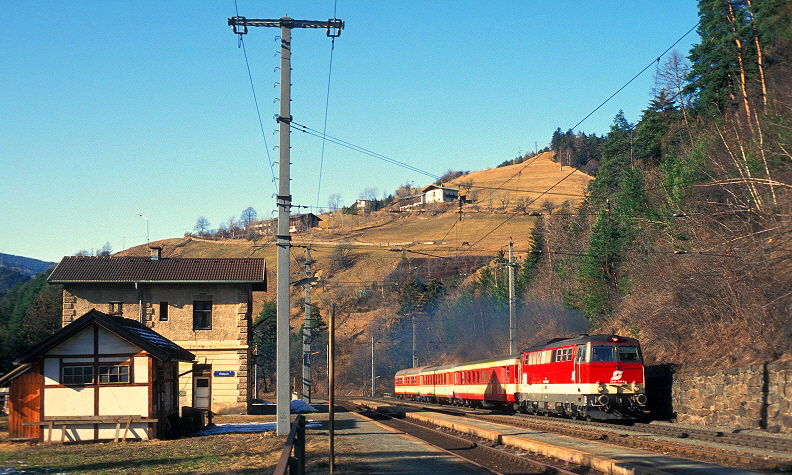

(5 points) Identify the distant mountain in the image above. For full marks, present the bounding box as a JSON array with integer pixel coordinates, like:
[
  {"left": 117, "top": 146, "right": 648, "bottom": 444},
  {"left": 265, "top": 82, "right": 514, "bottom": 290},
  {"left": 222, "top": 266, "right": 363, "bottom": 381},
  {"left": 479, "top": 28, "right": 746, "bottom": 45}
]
[
  {"left": 0, "top": 253, "right": 55, "bottom": 275},
  {"left": 0, "top": 253, "right": 56, "bottom": 297}
]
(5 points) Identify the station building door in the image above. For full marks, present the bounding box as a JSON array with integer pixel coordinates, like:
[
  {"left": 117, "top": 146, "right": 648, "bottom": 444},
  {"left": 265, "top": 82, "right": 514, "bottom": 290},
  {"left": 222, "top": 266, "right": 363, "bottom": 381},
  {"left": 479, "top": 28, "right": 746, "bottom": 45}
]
[{"left": 193, "top": 364, "right": 211, "bottom": 410}]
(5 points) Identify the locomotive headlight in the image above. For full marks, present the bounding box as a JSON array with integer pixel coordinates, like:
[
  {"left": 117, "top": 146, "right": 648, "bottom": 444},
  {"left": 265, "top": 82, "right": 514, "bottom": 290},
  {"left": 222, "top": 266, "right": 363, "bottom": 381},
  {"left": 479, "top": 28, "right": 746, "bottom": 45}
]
[
  {"left": 597, "top": 383, "right": 605, "bottom": 393},
  {"left": 630, "top": 382, "right": 642, "bottom": 392}
]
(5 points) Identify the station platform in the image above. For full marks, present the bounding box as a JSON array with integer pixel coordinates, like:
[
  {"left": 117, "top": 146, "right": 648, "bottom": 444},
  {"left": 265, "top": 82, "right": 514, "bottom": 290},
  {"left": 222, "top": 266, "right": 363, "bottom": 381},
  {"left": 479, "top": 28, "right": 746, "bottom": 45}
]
[
  {"left": 348, "top": 400, "right": 767, "bottom": 475},
  {"left": 328, "top": 407, "right": 494, "bottom": 474}
]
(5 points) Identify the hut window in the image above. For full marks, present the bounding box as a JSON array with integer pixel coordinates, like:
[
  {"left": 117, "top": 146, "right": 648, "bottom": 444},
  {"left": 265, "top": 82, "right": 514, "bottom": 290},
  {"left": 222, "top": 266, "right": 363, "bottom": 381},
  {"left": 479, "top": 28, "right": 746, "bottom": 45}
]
[
  {"left": 98, "top": 365, "right": 130, "bottom": 383},
  {"left": 62, "top": 365, "right": 94, "bottom": 385}
]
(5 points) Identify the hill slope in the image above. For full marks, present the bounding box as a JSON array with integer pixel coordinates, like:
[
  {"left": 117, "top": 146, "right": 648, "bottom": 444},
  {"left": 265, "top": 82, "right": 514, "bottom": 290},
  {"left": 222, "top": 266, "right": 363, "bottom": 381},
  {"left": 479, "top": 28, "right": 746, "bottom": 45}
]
[{"left": 112, "top": 152, "right": 591, "bottom": 394}]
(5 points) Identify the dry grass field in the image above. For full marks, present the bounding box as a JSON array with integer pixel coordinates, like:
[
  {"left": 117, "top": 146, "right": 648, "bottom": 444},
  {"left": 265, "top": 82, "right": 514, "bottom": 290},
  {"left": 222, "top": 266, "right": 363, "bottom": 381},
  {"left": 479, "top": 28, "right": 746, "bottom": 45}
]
[
  {"left": 446, "top": 151, "right": 591, "bottom": 211},
  {"left": 0, "top": 414, "right": 372, "bottom": 475},
  {"left": 111, "top": 152, "right": 589, "bottom": 339},
  {"left": 116, "top": 151, "right": 587, "bottom": 261}
]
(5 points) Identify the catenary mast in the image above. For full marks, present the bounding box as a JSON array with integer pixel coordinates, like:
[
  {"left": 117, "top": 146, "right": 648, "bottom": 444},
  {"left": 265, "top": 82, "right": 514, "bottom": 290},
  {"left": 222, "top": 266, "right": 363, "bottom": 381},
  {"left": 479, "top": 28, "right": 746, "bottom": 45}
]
[{"left": 229, "top": 15, "right": 343, "bottom": 436}]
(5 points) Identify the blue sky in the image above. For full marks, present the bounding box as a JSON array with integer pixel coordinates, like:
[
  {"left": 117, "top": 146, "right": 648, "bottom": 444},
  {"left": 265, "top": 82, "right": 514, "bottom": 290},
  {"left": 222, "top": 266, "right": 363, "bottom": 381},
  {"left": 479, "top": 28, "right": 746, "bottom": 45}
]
[{"left": 0, "top": 1, "right": 701, "bottom": 263}]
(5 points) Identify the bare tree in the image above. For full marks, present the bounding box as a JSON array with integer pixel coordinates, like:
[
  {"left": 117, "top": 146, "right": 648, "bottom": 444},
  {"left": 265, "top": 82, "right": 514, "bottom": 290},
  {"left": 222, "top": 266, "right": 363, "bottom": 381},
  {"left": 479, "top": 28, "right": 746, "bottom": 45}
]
[
  {"left": 498, "top": 193, "right": 512, "bottom": 211},
  {"left": 328, "top": 194, "right": 341, "bottom": 212},
  {"left": 394, "top": 182, "right": 415, "bottom": 199},
  {"left": 514, "top": 197, "right": 528, "bottom": 214},
  {"left": 359, "top": 187, "right": 379, "bottom": 202},
  {"left": 541, "top": 200, "right": 557, "bottom": 215},
  {"left": 194, "top": 216, "right": 210, "bottom": 236},
  {"left": 458, "top": 179, "right": 474, "bottom": 192},
  {"left": 241, "top": 207, "right": 257, "bottom": 228},
  {"left": 656, "top": 50, "right": 694, "bottom": 145},
  {"left": 98, "top": 242, "right": 112, "bottom": 256}
]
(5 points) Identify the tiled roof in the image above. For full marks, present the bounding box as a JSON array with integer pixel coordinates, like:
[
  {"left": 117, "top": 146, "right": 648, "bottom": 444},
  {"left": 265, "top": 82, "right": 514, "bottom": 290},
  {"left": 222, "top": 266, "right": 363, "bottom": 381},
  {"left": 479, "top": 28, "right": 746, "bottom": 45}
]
[
  {"left": 48, "top": 256, "right": 266, "bottom": 284},
  {"left": 13, "top": 309, "right": 195, "bottom": 364}
]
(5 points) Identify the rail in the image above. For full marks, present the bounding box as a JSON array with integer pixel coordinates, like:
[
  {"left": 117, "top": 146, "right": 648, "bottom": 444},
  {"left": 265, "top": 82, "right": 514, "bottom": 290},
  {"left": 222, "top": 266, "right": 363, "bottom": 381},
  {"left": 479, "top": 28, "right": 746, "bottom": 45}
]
[{"left": 273, "top": 415, "right": 306, "bottom": 475}]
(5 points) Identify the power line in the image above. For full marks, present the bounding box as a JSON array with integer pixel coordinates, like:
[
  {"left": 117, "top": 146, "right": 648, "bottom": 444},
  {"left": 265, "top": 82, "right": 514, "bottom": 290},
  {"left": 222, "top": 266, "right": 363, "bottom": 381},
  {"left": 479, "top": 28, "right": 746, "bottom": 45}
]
[
  {"left": 233, "top": 0, "right": 277, "bottom": 193},
  {"left": 315, "top": 0, "right": 340, "bottom": 211},
  {"left": 434, "top": 21, "right": 704, "bottom": 256},
  {"left": 290, "top": 121, "right": 441, "bottom": 180},
  {"left": 569, "top": 21, "right": 700, "bottom": 132}
]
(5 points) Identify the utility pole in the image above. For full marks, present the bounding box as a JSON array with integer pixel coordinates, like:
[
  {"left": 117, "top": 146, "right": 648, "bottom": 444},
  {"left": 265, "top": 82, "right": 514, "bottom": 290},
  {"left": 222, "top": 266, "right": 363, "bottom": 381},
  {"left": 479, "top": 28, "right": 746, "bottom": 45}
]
[
  {"left": 229, "top": 14, "right": 343, "bottom": 436},
  {"left": 303, "top": 246, "right": 314, "bottom": 403},
  {"left": 329, "top": 304, "right": 336, "bottom": 474},
  {"left": 508, "top": 238, "right": 516, "bottom": 355},
  {"left": 412, "top": 313, "right": 417, "bottom": 367}
]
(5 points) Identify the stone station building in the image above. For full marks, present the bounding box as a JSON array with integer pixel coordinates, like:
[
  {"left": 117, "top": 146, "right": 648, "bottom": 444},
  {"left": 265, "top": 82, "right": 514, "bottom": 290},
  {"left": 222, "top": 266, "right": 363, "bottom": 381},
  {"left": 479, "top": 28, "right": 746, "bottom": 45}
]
[{"left": 47, "top": 248, "right": 266, "bottom": 414}]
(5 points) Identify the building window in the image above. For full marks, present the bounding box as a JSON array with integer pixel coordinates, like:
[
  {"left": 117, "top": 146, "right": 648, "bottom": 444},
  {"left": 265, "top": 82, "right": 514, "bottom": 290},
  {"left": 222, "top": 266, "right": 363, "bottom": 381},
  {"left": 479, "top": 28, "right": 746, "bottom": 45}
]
[
  {"left": 62, "top": 365, "right": 94, "bottom": 385},
  {"left": 193, "top": 300, "right": 212, "bottom": 330},
  {"left": 159, "top": 301, "right": 169, "bottom": 321},
  {"left": 108, "top": 301, "right": 123, "bottom": 316},
  {"left": 98, "top": 365, "right": 130, "bottom": 383}
]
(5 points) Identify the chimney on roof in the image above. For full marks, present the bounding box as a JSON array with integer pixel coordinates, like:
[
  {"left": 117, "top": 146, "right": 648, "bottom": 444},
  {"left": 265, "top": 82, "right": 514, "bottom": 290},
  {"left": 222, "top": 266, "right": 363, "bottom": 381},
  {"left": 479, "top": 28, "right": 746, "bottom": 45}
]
[{"left": 149, "top": 246, "right": 162, "bottom": 261}]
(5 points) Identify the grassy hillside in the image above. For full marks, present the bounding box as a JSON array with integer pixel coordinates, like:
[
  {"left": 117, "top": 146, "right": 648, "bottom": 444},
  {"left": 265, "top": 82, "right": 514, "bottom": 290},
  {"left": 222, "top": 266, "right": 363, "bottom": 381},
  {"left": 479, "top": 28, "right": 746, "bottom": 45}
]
[
  {"left": 446, "top": 151, "right": 591, "bottom": 211},
  {"left": 113, "top": 154, "right": 591, "bottom": 394}
]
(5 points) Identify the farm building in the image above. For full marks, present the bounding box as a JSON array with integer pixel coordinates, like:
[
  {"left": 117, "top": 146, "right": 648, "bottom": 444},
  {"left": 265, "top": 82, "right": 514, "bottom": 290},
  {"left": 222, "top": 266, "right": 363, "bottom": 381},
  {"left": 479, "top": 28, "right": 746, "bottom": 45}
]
[
  {"left": 46, "top": 249, "right": 266, "bottom": 414},
  {"left": 252, "top": 213, "right": 322, "bottom": 234},
  {"left": 0, "top": 309, "right": 194, "bottom": 442},
  {"left": 421, "top": 185, "right": 459, "bottom": 204}
]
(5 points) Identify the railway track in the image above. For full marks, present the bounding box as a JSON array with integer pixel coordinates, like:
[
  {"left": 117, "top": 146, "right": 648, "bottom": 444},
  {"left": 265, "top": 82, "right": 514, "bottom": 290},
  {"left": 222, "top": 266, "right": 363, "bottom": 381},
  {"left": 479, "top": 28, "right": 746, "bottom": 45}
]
[
  {"left": 357, "top": 397, "right": 792, "bottom": 472},
  {"left": 340, "top": 400, "right": 593, "bottom": 475}
]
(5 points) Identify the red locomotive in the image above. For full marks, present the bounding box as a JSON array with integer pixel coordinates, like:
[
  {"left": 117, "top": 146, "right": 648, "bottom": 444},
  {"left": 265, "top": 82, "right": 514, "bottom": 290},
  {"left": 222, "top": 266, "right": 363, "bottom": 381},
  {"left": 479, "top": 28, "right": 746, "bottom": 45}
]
[{"left": 394, "top": 334, "right": 647, "bottom": 420}]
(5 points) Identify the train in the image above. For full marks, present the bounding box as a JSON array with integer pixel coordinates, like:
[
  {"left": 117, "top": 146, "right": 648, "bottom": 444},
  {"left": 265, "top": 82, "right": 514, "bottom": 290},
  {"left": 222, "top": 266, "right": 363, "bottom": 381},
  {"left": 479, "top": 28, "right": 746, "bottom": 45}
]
[{"left": 394, "top": 334, "right": 648, "bottom": 421}]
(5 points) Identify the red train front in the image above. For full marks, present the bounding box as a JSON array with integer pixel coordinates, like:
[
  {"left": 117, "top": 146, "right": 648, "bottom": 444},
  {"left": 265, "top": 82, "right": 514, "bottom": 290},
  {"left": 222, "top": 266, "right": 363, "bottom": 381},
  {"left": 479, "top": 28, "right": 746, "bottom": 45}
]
[
  {"left": 394, "top": 334, "right": 647, "bottom": 421},
  {"left": 516, "top": 334, "right": 647, "bottom": 420}
]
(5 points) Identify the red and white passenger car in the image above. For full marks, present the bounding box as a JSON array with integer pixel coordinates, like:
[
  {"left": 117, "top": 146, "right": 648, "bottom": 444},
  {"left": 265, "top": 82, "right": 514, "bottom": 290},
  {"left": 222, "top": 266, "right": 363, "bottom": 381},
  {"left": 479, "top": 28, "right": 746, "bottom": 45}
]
[{"left": 394, "top": 334, "right": 647, "bottom": 420}]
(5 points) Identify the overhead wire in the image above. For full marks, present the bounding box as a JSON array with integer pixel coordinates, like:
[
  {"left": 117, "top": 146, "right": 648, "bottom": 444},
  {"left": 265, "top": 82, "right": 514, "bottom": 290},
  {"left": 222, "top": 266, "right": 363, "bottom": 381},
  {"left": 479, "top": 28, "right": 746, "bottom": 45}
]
[
  {"left": 291, "top": 121, "right": 441, "bottom": 179},
  {"left": 439, "top": 20, "right": 703, "bottom": 257},
  {"left": 568, "top": 21, "right": 700, "bottom": 132},
  {"left": 233, "top": 0, "right": 278, "bottom": 194},
  {"left": 315, "top": 0, "right": 341, "bottom": 213}
]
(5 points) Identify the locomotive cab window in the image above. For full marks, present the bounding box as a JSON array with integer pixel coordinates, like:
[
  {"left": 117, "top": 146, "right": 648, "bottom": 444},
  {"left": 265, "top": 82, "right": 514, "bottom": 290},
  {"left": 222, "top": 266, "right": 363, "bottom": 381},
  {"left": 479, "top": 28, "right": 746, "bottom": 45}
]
[
  {"left": 617, "top": 346, "right": 642, "bottom": 362},
  {"left": 590, "top": 345, "right": 616, "bottom": 362}
]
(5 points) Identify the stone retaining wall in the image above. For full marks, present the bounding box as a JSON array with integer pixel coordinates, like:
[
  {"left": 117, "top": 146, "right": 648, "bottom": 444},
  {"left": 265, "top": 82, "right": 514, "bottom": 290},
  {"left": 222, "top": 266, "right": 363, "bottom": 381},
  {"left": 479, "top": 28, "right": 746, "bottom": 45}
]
[{"left": 670, "top": 360, "right": 792, "bottom": 433}]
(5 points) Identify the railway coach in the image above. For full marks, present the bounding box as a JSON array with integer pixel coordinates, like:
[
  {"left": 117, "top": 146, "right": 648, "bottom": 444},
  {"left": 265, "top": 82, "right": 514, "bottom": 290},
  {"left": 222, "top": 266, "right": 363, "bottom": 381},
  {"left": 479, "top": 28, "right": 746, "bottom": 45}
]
[{"left": 394, "top": 334, "right": 647, "bottom": 421}]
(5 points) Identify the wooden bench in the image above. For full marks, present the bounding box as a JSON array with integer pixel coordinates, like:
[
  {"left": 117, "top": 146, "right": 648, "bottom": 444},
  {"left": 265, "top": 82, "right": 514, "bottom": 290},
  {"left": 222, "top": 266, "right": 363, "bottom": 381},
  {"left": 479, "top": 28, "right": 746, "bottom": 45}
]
[{"left": 22, "top": 416, "right": 149, "bottom": 443}]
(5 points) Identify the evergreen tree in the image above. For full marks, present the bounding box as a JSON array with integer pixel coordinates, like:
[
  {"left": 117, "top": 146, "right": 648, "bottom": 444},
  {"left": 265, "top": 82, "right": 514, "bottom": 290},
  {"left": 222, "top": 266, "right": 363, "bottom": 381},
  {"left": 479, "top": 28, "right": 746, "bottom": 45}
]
[
  {"left": 685, "top": 0, "right": 758, "bottom": 120},
  {"left": 252, "top": 300, "right": 277, "bottom": 393},
  {"left": 588, "top": 111, "right": 635, "bottom": 202},
  {"left": 0, "top": 271, "right": 61, "bottom": 374},
  {"left": 579, "top": 206, "right": 627, "bottom": 323},
  {"left": 634, "top": 90, "right": 680, "bottom": 164},
  {"left": 516, "top": 220, "right": 544, "bottom": 292}
]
